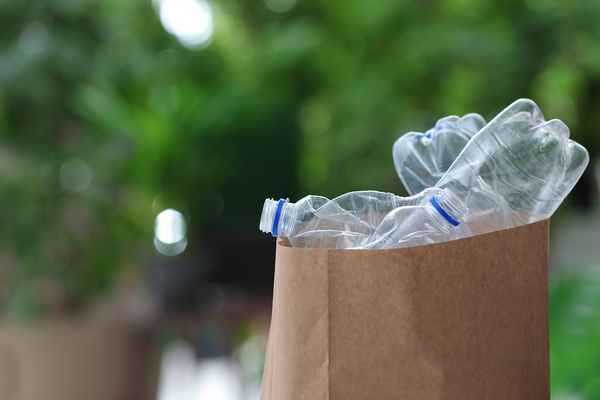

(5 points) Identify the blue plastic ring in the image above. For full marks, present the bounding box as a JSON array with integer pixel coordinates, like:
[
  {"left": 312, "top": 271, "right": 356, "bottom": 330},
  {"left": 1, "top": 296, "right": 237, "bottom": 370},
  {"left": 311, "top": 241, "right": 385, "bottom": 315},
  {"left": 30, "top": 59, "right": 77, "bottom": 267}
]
[
  {"left": 272, "top": 199, "right": 286, "bottom": 237},
  {"left": 429, "top": 195, "right": 460, "bottom": 226}
]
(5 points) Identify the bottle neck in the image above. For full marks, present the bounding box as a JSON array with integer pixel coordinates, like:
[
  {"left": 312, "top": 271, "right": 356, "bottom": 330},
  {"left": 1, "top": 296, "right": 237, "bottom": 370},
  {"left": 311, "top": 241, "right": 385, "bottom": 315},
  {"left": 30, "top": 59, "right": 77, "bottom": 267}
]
[
  {"left": 425, "top": 188, "right": 468, "bottom": 233},
  {"left": 259, "top": 198, "right": 298, "bottom": 237}
]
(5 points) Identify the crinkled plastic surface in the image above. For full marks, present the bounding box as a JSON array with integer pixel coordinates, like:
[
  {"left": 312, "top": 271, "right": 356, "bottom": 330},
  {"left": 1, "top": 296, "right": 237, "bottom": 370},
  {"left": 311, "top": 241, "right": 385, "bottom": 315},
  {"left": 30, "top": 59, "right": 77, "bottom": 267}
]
[
  {"left": 259, "top": 99, "right": 589, "bottom": 249},
  {"left": 276, "top": 188, "right": 471, "bottom": 249},
  {"left": 434, "top": 98, "right": 589, "bottom": 235},
  {"left": 361, "top": 188, "right": 472, "bottom": 249},
  {"left": 393, "top": 113, "right": 487, "bottom": 195}
]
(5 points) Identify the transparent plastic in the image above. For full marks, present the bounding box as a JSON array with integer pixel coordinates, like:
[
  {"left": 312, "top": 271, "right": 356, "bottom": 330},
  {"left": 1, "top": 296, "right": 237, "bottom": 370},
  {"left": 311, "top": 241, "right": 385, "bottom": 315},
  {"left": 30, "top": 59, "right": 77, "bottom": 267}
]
[
  {"left": 433, "top": 98, "right": 589, "bottom": 235},
  {"left": 393, "top": 113, "right": 487, "bottom": 195},
  {"left": 260, "top": 188, "right": 471, "bottom": 249},
  {"left": 361, "top": 188, "right": 472, "bottom": 249}
]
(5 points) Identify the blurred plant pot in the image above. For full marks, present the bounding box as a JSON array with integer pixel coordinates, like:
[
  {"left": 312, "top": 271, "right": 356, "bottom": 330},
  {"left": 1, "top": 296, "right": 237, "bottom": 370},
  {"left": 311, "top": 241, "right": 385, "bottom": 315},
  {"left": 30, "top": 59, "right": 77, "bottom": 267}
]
[{"left": 0, "top": 320, "right": 159, "bottom": 400}]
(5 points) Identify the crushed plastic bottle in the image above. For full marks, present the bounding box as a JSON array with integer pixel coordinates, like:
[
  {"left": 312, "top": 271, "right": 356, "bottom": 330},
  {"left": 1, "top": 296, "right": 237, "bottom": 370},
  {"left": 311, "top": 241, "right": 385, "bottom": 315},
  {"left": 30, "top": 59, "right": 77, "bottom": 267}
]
[
  {"left": 393, "top": 113, "right": 487, "bottom": 195},
  {"left": 432, "top": 99, "right": 589, "bottom": 235},
  {"left": 259, "top": 188, "right": 470, "bottom": 249},
  {"left": 361, "top": 188, "right": 472, "bottom": 249},
  {"left": 259, "top": 99, "right": 589, "bottom": 249}
]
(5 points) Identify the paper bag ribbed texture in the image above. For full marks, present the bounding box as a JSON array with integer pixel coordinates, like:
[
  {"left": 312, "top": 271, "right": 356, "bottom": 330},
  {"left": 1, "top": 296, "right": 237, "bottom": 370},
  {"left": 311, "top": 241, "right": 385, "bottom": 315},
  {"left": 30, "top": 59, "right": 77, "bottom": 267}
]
[{"left": 260, "top": 219, "right": 550, "bottom": 400}]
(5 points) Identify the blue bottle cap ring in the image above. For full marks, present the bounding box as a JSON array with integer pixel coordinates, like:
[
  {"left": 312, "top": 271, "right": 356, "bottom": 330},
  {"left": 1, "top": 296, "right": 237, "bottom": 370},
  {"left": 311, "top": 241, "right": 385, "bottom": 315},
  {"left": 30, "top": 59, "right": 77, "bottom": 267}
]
[
  {"left": 429, "top": 195, "right": 460, "bottom": 226},
  {"left": 272, "top": 199, "right": 286, "bottom": 237}
]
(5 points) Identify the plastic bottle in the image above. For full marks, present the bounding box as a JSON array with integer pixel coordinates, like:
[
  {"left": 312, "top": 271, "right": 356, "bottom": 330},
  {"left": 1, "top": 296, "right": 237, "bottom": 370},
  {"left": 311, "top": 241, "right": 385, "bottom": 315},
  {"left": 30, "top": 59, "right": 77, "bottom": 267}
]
[
  {"left": 433, "top": 98, "right": 589, "bottom": 235},
  {"left": 361, "top": 188, "right": 473, "bottom": 249},
  {"left": 393, "top": 113, "right": 487, "bottom": 195},
  {"left": 259, "top": 188, "right": 471, "bottom": 249}
]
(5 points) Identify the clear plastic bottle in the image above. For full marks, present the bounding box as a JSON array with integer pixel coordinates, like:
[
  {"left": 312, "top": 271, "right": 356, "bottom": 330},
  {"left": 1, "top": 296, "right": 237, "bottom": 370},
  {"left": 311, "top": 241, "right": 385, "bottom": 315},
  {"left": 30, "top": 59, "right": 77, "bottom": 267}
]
[
  {"left": 362, "top": 188, "right": 472, "bottom": 249},
  {"left": 259, "top": 188, "right": 471, "bottom": 249},
  {"left": 433, "top": 98, "right": 589, "bottom": 235},
  {"left": 393, "top": 113, "right": 487, "bottom": 195}
]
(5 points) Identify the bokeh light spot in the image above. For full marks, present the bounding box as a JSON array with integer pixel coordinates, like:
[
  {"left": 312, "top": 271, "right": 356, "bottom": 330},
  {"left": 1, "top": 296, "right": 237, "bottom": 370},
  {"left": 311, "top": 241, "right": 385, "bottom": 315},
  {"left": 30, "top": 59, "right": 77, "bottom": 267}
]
[
  {"left": 155, "top": 209, "right": 186, "bottom": 244},
  {"left": 154, "top": 209, "right": 188, "bottom": 256},
  {"left": 158, "top": 0, "right": 214, "bottom": 49},
  {"left": 18, "top": 20, "right": 49, "bottom": 56},
  {"left": 59, "top": 158, "right": 92, "bottom": 192}
]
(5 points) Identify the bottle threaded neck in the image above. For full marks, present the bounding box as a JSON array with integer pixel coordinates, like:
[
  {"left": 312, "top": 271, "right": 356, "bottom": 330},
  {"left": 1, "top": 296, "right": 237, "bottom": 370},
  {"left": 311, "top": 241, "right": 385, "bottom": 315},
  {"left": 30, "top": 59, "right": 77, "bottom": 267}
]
[
  {"left": 428, "top": 188, "right": 468, "bottom": 231},
  {"left": 259, "top": 198, "right": 277, "bottom": 234},
  {"left": 437, "top": 188, "right": 469, "bottom": 220},
  {"left": 259, "top": 198, "right": 296, "bottom": 237}
]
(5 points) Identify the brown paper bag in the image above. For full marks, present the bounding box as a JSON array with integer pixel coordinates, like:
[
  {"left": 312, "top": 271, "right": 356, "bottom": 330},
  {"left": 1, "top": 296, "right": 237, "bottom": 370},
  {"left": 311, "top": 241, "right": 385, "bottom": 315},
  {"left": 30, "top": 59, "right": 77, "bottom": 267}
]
[{"left": 260, "top": 219, "right": 550, "bottom": 400}]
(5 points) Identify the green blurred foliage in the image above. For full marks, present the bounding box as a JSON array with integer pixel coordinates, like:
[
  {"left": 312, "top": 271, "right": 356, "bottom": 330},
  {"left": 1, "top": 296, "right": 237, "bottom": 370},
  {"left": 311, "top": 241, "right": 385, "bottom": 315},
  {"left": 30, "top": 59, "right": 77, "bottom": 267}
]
[
  {"left": 1, "top": 0, "right": 600, "bottom": 394},
  {"left": 550, "top": 268, "right": 600, "bottom": 399}
]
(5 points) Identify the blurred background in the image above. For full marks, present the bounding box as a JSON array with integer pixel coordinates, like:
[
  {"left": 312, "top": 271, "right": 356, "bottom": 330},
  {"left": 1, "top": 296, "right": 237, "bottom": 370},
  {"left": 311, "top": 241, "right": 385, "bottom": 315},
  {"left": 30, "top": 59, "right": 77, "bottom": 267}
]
[{"left": 0, "top": 0, "right": 600, "bottom": 398}]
